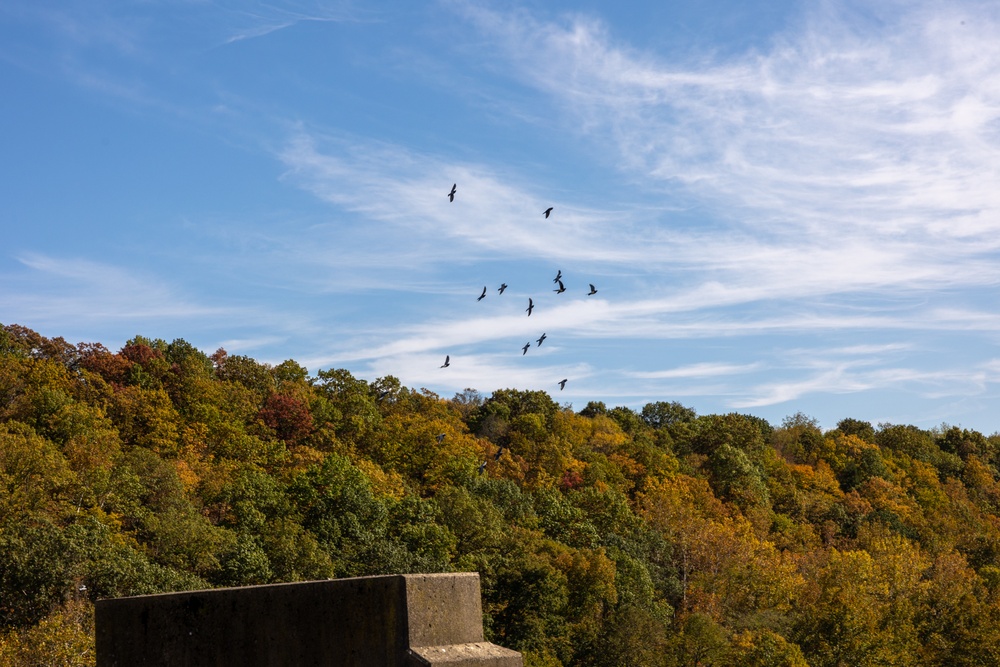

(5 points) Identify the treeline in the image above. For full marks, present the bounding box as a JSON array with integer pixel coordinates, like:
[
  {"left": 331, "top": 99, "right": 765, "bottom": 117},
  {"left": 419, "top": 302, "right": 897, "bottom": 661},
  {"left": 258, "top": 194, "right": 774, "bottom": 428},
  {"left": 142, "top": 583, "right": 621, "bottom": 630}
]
[{"left": 3, "top": 323, "right": 1000, "bottom": 666}]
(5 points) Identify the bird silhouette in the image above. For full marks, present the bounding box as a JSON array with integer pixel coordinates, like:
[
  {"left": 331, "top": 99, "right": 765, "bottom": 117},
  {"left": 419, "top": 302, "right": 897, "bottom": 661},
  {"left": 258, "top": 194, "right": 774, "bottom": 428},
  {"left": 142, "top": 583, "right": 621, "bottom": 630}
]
[
  {"left": 526, "top": 298, "right": 534, "bottom": 316},
  {"left": 544, "top": 207, "right": 553, "bottom": 219},
  {"left": 554, "top": 279, "right": 566, "bottom": 294},
  {"left": 448, "top": 184, "right": 457, "bottom": 202},
  {"left": 436, "top": 433, "right": 446, "bottom": 443},
  {"left": 498, "top": 283, "right": 508, "bottom": 294},
  {"left": 588, "top": 284, "right": 598, "bottom": 296},
  {"left": 494, "top": 446, "right": 504, "bottom": 461},
  {"left": 522, "top": 342, "right": 531, "bottom": 355},
  {"left": 477, "top": 461, "right": 487, "bottom": 475},
  {"left": 477, "top": 286, "right": 487, "bottom": 301},
  {"left": 537, "top": 333, "right": 547, "bottom": 346},
  {"left": 440, "top": 355, "right": 450, "bottom": 368},
  {"left": 553, "top": 269, "right": 562, "bottom": 283},
  {"left": 558, "top": 379, "right": 568, "bottom": 390}
]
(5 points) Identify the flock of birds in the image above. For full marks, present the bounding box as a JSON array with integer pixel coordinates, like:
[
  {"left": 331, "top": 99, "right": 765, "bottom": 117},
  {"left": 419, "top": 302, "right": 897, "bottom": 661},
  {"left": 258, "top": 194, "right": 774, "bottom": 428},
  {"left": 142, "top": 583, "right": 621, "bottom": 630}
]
[{"left": 440, "top": 183, "right": 600, "bottom": 474}]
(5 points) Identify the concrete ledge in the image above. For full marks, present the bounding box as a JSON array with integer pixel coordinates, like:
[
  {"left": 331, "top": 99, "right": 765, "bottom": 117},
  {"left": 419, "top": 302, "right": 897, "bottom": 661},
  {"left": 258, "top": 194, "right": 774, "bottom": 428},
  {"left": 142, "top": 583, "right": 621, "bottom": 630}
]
[
  {"left": 96, "top": 573, "right": 521, "bottom": 667},
  {"left": 408, "top": 642, "right": 524, "bottom": 666}
]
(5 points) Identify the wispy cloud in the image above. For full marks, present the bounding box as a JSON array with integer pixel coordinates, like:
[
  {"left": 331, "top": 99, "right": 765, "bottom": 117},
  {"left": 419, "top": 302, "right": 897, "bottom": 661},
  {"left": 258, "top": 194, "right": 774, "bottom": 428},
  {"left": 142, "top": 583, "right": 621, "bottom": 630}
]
[
  {"left": 10, "top": 2, "right": 147, "bottom": 56},
  {"left": 277, "top": 131, "right": 662, "bottom": 267},
  {"left": 221, "top": 2, "right": 367, "bottom": 45},
  {"left": 451, "top": 2, "right": 1000, "bottom": 294},
  {"left": 217, "top": 336, "right": 289, "bottom": 353},
  {"left": 628, "top": 362, "right": 764, "bottom": 380},
  {"left": 357, "top": 351, "right": 592, "bottom": 397},
  {"left": 320, "top": 293, "right": 1000, "bottom": 364},
  {"left": 275, "top": 127, "right": 1000, "bottom": 335},
  {"left": 3, "top": 253, "right": 231, "bottom": 323},
  {"left": 733, "top": 361, "right": 1000, "bottom": 409}
]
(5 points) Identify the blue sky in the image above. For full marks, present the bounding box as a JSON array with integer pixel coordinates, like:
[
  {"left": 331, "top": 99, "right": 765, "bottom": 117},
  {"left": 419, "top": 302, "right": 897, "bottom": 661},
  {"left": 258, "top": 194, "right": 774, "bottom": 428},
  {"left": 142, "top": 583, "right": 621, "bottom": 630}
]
[{"left": 3, "top": 0, "right": 1000, "bottom": 432}]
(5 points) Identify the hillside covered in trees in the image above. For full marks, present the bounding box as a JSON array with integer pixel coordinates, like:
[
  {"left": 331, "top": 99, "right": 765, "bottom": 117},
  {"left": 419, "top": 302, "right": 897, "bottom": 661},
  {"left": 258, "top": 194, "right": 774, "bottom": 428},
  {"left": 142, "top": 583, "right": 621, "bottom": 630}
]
[{"left": 5, "top": 323, "right": 1000, "bottom": 666}]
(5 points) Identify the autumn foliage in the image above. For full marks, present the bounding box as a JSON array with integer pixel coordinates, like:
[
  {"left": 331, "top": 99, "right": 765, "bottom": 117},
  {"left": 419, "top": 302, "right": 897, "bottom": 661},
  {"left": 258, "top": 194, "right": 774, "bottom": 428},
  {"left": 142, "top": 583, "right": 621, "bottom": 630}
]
[{"left": 5, "top": 324, "right": 1000, "bottom": 665}]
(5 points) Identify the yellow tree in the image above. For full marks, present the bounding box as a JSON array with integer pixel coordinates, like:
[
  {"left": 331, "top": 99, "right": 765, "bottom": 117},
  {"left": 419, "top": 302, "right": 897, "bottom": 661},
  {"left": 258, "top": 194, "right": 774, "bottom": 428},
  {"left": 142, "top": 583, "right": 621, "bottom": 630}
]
[{"left": 0, "top": 600, "right": 94, "bottom": 667}]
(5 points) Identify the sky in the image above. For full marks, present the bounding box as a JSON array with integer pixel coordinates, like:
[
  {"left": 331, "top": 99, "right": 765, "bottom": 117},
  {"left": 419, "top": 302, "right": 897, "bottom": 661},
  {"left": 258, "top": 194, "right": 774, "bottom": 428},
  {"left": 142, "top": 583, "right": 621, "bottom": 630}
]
[{"left": 3, "top": 0, "right": 1000, "bottom": 432}]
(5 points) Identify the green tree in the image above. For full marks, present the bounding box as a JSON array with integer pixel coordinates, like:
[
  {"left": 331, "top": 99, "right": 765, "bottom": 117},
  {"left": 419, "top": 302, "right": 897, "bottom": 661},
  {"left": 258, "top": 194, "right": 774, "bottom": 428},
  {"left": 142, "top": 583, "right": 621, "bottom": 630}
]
[
  {"left": 726, "top": 629, "right": 808, "bottom": 667},
  {"left": 688, "top": 413, "right": 769, "bottom": 462},
  {"left": 706, "top": 443, "right": 770, "bottom": 510},
  {"left": 313, "top": 369, "right": 381, "bottom": 444},
  {"left": 664, "top": 613, "right": 729, "bottom": 667},
  {"left": 641, "top": 401, "right": 696, "bottom": 429},
  {"left": 836, "top": 418, "right": 876, "bottom": 443},
  {"left": 0, "top": 517, "right": 77, "bottom": 629}
]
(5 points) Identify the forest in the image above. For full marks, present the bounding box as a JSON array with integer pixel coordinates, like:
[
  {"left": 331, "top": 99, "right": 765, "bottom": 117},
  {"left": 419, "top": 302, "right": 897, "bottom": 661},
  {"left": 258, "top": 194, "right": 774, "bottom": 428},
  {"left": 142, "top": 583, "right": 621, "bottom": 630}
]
[{"left": 4, "top": 321, "right": 1000, "bottom": 666}]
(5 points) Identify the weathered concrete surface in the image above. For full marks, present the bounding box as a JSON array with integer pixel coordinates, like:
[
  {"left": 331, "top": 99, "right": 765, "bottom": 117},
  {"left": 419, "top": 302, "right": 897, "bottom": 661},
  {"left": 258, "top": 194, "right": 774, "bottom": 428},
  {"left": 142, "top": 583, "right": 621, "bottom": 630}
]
[
  {"left": 405, "top": 573, "right": 484, "bottom": 648},
  {"left": 408, "top": 643, "right": 524, "bottom": 666},
  {"left": 96, "top": 572, "right": 522, "bottom": 667}
]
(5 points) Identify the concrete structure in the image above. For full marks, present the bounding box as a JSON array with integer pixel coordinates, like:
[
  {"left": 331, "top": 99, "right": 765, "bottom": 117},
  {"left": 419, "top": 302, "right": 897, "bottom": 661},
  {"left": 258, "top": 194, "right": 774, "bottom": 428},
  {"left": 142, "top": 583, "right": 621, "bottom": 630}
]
[{"left": 95, "top": 572, "right": 522, "bottom": 667}]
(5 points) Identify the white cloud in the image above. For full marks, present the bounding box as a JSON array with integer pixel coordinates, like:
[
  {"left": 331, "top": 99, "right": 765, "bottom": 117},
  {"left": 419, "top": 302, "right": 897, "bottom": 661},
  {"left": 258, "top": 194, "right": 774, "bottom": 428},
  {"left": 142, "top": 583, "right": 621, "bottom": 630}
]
[
  {"left": 453, "top": 1, "right": 1000, "bottom": 296},
  {"left": 3, "top": 253, "right": 231, "bottom": 323},
  {"left": 628, "top": 362, "right": 764, "bottom": 380},
  {"left": 359, "top": 351, "right": 592, "bottom": 398},
  {"left": 217, "top": 336, "right": 289, "bottom": 353},
  {"left": 221, "top": 3, "right": 365, "bottom": 45},
  {"left": 277, "top": 131, "right": 663, "bottom": 267},
  {"left": 731, "top": 349, "right": 1000, "bottom": 409}
]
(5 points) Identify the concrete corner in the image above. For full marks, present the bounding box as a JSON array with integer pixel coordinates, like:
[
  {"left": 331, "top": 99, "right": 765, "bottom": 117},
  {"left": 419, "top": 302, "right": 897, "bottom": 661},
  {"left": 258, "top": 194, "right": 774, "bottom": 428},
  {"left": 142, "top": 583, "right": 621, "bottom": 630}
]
[{"left": 404, "top": 573, "right": 485, "bottom": 647}]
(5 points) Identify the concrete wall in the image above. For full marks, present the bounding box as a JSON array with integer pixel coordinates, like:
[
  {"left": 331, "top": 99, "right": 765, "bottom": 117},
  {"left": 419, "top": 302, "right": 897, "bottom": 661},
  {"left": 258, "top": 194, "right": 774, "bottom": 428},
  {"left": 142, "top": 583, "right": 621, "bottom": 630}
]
[{"left": 96, "top": 573, "right": 521, "bottom": 667}]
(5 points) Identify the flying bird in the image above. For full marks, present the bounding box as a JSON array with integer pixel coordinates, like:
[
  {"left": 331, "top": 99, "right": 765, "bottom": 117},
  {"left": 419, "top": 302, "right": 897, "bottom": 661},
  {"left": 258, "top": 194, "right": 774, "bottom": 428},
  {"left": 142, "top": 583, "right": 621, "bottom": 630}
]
[
  {"left": 588, "top": 284, "right": 598, "bottom": 296},
  {"left": 554, "top": 279, "right": 566, "bottom": 294},
  {"left": 543, "top": 207, "right": 553, "bottom": 219},
  {"left": 522, "top": 342, "right": 531, "bottom": 355},
  {"left": 553, "top": 269, "right": 562, "bottom": 283},
  {"left": 448, "top": 184, "right": 457, "bottom": 202},
  {"left": 498, "top": 283, "right": 508, "bottom": 294},
  {"left": 494, "top": 446, "right": 504, "bottom": 461},
  {"left": 436, "top": 433, "right": 446, "bottom": 443},
  {"left": 526, "top": 298, "right": 534, "bottom": 316},
  {"left": 558, "top": 379, "right": 568, "bottom": 390},
  {"left": 477, "top": 461, "right": 487, "bottom": 475},
  {"left": 440, "top": 355, "right": 450, "bottom": 368},
  {"left": 477, "top": 286, "right": 487, "bottom": 301},
  {"left": 536, "top": 333, "right": 547, "bottom": 346}
]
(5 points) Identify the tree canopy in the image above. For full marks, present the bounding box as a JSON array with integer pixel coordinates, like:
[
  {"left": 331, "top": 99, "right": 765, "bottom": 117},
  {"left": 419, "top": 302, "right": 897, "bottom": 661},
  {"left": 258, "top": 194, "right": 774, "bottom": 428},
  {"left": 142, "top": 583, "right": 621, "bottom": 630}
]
[{"left": 5, "top": 322, "right": 1000, "bottom": 666}]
